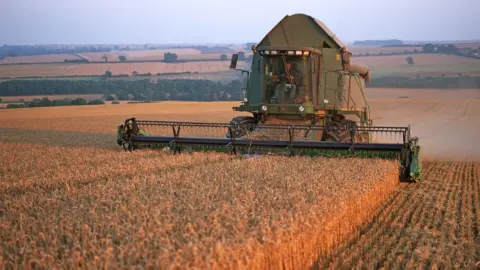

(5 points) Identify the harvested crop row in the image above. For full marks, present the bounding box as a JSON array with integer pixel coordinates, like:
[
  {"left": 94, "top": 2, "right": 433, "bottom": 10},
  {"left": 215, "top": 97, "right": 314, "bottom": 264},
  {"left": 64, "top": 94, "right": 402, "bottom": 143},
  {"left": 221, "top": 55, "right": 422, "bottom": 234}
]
[
  {"left": 317, "top": 161, "right": 480, "bottom": 269},
  {"left": 0, "top": 145, "right": 400, "bottom": 269}
]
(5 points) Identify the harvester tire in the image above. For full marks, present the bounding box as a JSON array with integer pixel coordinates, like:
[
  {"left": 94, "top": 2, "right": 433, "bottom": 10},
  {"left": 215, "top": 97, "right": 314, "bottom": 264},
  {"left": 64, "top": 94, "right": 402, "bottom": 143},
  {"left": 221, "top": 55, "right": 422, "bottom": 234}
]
[
  {"left": 227, "top": 116, "right": 257, "bottom": 138},
  {"left": 324, "top": 119, "right": 367, "bottom": 143}
]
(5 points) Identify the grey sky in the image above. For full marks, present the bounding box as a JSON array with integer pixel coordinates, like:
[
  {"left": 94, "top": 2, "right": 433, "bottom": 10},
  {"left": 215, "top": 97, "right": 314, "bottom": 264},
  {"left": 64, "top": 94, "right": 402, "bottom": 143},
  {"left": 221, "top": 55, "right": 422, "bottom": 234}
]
[{"left": 1, "top": 0, "right": 479, "bottom": 45}]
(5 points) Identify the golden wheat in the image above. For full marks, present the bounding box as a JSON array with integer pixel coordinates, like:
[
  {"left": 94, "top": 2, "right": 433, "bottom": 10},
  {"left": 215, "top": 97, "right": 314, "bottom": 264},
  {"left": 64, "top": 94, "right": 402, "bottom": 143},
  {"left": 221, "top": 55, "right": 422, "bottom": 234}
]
[{"left": 0, "top": 141, "right": 400, "bottom": 269}]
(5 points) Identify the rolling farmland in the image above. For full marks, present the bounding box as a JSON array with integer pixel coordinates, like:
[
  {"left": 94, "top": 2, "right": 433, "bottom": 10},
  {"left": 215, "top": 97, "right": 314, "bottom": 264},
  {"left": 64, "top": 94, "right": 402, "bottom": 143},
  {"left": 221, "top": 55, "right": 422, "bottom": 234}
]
[
  {"left": 0, "top": 61, "right": 247, "bottom": 78},
  {"left": 77, "top": 49, "right": 227, "bottom": 62},
  {"left": 453, "top": 42, "right": 480, "bottom": 49},
  {"left": 1, "top": 51, "right": 479, "bottom": 79},
  {"left": 0, "top": 48, "right": 233, "bottom": 65},
  {"left": 352, "top": 54, "right": 480, "bottom": 78},
  {"left": 349, "top": 46, "right": 423, "bottom": 55},
  {"left": 0, "top": 88, "right": 479, "bottom": 268},
  {"left": 348, "top": 41, "right": 480, "bottom": 55},
  {"left": 0, "top": 54, "right": 83, "bottom": 64}
]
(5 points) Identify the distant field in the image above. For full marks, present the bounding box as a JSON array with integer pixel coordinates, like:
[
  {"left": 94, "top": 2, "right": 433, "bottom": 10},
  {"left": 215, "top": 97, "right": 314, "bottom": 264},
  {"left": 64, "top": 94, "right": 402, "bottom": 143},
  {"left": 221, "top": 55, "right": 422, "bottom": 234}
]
[
  {"left": 353, "top": 54, "right": 480, "bottom": 78},
  {"left": 1, "top": 51, "right": 478, "bottom": 79},
  {"left": 453, "top": 42, "right": 480, "bottom": 49},
  {"left": 0, "top": 54, "right": 83, "bottom": 64},
  {"left": 0, "top": 94, "right": 103, "bottom": 102},
  {"left": 108, "top": 70, "right": 244, "bottom": 83},
  {"left": 349, "top": 46, "right": 423, "bottom": 55},
  {"left": 349, "top": 42, "right": 480, "bottom": 55},
  {"left": 0, "top": 61, "right": 247, "bottom": 78},
  {"left": 78, "top": 49, "right": 202, "bottom": 62},
  {"left": 0, "top": 49, "right": 233, "bottom": 64}
]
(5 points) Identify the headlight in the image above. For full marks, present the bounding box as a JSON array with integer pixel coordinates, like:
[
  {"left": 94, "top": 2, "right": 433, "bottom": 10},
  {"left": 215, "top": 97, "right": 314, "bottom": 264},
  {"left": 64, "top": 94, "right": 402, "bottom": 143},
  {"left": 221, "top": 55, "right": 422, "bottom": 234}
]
[
  {"left": 261, "top": 105, "right": 267, "bottom": 111},
  {"left": 243, "top": 97, "right": 248, "bottom": 102},
  {"left": 299, "top": 106, "right": 305, "bottom": 112}
]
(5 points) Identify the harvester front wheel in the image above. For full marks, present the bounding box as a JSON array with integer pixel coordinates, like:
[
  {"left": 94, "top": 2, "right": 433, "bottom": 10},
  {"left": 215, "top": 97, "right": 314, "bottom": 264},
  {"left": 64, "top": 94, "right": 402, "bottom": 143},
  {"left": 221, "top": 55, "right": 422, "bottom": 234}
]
[
  {"left": 323, "top": 119, "right": 368, "bottom": 143},
  {"left": 227, "top": 116, "right": 257, "bottom": 138}
]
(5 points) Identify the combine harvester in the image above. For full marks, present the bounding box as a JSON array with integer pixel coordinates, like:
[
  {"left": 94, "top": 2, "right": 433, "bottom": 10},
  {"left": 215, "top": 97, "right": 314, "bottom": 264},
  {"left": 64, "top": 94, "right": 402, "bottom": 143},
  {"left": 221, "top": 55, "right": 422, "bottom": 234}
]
[{"left": 117, "top": 13, "right": 422, "bottom": 182}]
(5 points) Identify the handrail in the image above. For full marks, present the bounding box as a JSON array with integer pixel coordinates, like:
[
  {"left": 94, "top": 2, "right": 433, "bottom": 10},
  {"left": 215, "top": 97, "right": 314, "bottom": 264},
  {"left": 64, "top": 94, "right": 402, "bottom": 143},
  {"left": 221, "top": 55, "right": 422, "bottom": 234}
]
[
  {"left": 353, "top": 73, "right": 371, "bottom": 120},
  {"left": 345, "top": 73, "right": 357, "bottom": 110},
  {"left": 323, "top": 70, "right": 360, "bottom": 111}
]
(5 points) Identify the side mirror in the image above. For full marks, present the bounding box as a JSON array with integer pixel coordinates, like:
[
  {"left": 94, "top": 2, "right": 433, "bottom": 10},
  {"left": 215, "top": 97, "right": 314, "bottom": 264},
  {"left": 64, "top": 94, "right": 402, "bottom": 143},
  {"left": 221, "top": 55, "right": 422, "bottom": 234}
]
[{"left": 230, "top": 54, "right": 238, "bottom": 70}]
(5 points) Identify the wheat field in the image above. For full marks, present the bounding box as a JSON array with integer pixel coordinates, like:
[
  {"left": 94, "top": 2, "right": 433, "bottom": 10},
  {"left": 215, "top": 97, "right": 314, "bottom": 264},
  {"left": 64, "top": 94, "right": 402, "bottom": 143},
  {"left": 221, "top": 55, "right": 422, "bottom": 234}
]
[
  {"left": 1, "top": 88, "right": 479, "bottom": 268},
  {"left": 0, "top": 142, "right": 400, "bottom": 269},
  {"left": 0, "top": 99, "right": 402, "bottom": 268}
]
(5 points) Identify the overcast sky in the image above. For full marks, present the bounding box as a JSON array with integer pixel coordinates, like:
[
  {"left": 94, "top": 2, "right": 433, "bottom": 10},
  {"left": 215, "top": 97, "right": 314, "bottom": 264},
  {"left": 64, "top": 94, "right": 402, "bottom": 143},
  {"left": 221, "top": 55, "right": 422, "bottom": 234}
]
[{"left": 0, "top": 0, "right": 479, "bottom": 45}]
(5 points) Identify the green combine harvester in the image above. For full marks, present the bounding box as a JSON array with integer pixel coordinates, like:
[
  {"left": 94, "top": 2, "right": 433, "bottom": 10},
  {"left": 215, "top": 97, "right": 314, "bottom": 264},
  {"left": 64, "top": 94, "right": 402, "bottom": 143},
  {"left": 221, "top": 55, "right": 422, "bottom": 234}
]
[{"left": 117, "top": 13, "right": 422, "bottom": 182}]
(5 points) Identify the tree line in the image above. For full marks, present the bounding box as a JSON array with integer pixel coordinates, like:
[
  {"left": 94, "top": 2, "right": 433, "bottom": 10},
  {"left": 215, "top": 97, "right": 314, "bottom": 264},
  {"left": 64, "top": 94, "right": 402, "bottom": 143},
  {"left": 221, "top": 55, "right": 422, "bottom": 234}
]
[
  {"left": 0, "top": 74, "right": 478, "bottom": 107},
  {"left": 0, "top": 79, "right": 247, "bottom": 101},
  {"left": 5, "top": 97, "right": 105, "bottom": 108},
  {"left": 353, "top": 39, "right": 404, "bottom": 46}
]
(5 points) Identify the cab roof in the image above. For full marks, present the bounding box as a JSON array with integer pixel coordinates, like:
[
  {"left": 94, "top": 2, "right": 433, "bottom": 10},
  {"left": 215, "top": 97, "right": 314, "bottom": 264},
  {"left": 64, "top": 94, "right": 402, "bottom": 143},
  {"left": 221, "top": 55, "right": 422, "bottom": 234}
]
[{"left": 257, "top": 13, "right": 346, "bottom": 50}]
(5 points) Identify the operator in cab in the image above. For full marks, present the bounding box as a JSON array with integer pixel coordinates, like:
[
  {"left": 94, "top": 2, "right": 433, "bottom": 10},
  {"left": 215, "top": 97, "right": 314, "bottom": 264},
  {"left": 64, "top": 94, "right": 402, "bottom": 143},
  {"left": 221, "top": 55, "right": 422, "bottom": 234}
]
[{"left": 270, "top": 60, "right": 303, "bottom": 104}]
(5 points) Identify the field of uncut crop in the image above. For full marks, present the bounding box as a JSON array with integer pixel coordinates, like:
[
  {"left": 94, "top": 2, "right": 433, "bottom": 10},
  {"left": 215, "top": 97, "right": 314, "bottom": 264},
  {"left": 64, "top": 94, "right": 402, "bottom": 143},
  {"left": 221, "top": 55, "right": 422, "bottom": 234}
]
[
  {"left": 0, "top": 100, "right": 402, "bottom": 268},
  {"left": 0, "top": 142, "right": 401, "bottom": 268}
]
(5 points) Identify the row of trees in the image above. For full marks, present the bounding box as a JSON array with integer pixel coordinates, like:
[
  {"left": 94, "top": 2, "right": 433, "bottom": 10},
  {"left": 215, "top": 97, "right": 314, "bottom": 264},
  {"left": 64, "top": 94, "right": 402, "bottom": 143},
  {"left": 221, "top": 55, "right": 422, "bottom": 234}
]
[
  {"left": 353, "top": 39, "right": 404, "bottom": 46},
  {"left": 0, "top": 79, "right": 247, "bottom": 101},
  {"left": 5, "top": 97, "right": 105, "bottom": 108},
  {"left": 422, "top": 43, "right": 458, "bottom": 54},
  {"left": 1, "top": 74, "right": 477, "bottom": 105},
  {"left": 422, "top": 43, "right": 480, "bottom": 58},
  {"left": 164, "top": 52, "right": 178, "bottom": 62},
  {"left": 100, "top": 53, "right": 177, "bottom": 63},
  {"left": 100, "top": 55, "right": 128, "bottom": 63}
]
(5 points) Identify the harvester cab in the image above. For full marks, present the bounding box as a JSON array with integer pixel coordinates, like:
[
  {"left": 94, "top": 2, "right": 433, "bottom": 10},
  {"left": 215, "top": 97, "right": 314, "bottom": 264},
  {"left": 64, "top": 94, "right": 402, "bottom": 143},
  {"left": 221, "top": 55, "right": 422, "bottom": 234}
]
[
  {"left": 116, "top": 13, "right": 422, "bottom": 182},
  {"left": 227, "top": 16, "right": 373, "bottom": 142}
]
